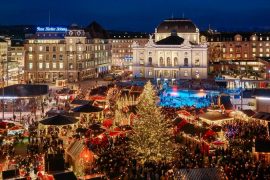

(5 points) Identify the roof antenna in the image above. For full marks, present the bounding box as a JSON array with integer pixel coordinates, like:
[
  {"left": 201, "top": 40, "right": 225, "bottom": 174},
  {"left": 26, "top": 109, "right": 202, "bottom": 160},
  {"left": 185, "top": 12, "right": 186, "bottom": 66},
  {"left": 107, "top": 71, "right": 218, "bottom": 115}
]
[{"left": 49, "top": 9, "right": 51, "bottom": 26}]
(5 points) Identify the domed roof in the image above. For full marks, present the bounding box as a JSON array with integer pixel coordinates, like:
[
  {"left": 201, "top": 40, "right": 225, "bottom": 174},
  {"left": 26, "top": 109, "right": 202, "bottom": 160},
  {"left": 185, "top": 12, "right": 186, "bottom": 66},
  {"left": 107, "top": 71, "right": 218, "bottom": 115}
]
[{"left": 157, "top": 18, "right": 197, "bottom": 33}]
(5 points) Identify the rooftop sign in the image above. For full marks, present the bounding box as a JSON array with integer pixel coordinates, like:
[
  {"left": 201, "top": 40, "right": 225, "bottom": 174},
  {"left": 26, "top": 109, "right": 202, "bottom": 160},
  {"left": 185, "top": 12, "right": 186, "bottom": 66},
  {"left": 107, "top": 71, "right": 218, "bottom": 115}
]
[{"left": 36, "top": 27, "right": 68, "bottom": 32}]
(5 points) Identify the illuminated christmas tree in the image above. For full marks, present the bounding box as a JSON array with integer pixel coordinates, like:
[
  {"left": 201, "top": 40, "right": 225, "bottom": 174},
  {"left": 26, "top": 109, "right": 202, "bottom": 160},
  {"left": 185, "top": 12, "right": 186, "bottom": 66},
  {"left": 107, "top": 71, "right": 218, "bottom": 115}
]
[{"left": 129, "top": 81, "right": 173, "bottom": 163}]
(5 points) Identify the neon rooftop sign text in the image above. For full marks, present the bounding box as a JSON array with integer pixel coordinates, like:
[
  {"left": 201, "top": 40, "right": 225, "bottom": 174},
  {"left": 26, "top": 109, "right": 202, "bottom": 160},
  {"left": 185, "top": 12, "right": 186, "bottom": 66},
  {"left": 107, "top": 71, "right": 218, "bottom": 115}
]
[{"left": 36, "top": 27, "right": 68, "bottom": 32}]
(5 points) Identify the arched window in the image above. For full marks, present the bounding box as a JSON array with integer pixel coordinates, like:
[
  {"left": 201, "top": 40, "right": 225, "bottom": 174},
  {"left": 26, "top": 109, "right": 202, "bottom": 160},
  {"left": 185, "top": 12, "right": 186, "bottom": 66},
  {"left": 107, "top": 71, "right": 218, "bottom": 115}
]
[
  {"left": 167, "top": 57, "right": 171, "bottom": 66},
  {"left": 160, "top": 57, "right": 164, "bottom": 66},
  {"left": 148, "top": 57, "right": 152, "bottom": 65},
  {"left": 174, "top": 57, "right": 178, "bottom": 66},
  {"left": 184, "top": 58, "right": 188, "bottom": 66},
  {"left": 195, "top": 58, "right": 200, "bottom": 66}
]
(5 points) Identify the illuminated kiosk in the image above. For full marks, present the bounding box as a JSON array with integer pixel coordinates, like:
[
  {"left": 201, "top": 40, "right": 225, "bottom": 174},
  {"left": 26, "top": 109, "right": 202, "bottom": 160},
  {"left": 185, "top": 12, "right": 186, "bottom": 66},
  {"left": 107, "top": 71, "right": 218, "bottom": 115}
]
[
  {"left": 199, "top": 111, "right": 234, "bottom": 126},
  {"left": 0, "top": 84, "right": 49, "bottom": 120}
]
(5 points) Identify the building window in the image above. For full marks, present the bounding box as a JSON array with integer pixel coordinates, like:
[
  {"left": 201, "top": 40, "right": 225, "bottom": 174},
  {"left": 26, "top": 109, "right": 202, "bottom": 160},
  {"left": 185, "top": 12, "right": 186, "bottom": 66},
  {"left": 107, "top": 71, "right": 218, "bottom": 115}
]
[
  {"left": 46, "top": 46, "right": 49, "bottom": 52},
  {"left": 60, "top": 47, "right": 63, "bottom": 51},
  {"left": 174, "top": 57, "right": 178, "bottom": 66},
  {"left": 39, "top": 46, "right": 43, "bottom": 51},
  {"left": 29, "top": 47, "right": 33, "bottom": 51},
  {"left": 39, "top": 63, "right": 43, "bottom": 69},
  {"left": 252, "top": 48, "right": 256, "bottom": 53},
  {"left": 53, "top": 47, "right": 56, "bottom": 52},
  {"left": 259, "top": 48, "right": 263, "bottom": 52},
  {"left": 244, "top": 54, "right": 248, "bottom": 58},
  {"left": 69, "top": 63, "right": 73, "bottom": 69},
  {"left": 52, "top": 55, "right": 56, "bottom": 61},
  {"left": 78, "top": 46, "right": 82, "bottom": 51},
  {"left": 184, "top": 58, "right": 188, "bottom": 66},
  {"left": 59, "top": 55, "right": 63, "bottom": 60},
  {"left": 53, "top": 63, "right": 56, "bottom": 69},
  {"left": 59, "top": 62, "right": 63, "bottom": 69},
  {"left": 160, "top": 57, "right": 164, "bottom": 66},
  {"left": 229, "top": 48, "right": 233, "bottom": 52},
  {"left": 29, "top": 63, "right": 33, "bottom": 69},
  {"left": 184, "top": 71, "right": 188, "bottom": 77},
  {"left": 167, "top": 57, "right": 171, "bottom": 66},
  {"left": 194, "top": 58, "right": 200, "bottom": 66},
  {"left": 46, "top": 63, "right": 49, "bottom": 68},
  {"left": 148, "top": 71, "right": 152, "bottom": 76},
  {"left": 148, "top": 57, "right": 152, "bottom": 65},
  {"left": 38, "top": 54, "right": 43, "bottom": 60},
  {"left": 29, "top": 54, "right": 33, "bottom": 60},
  {"left": 222, "top": 48, "right": 226, "bottom": 53}
]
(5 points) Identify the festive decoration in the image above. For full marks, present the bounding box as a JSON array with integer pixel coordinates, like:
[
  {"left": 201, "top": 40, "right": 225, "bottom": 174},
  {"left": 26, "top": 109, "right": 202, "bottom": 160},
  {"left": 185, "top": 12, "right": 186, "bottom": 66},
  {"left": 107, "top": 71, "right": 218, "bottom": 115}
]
[
  {"left": 106, "top": 86, "right": 120, "bottom": 112},
  {"left": 129, "top": 81, "right": 173, "bottom": 163}
]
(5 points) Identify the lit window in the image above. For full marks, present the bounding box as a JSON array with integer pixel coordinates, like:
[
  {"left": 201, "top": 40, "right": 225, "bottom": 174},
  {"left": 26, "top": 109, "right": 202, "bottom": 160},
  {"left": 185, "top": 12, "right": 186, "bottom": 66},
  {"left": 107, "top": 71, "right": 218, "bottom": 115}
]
[
  {"left": 229, "top": 48, "right": 233, "bottom": 52},
  {"left": 266, "top": 54, "right": 270, "bottom": 57},
  {"left": 266, "top": 43, "right": 269, "bottom": 46},
  {"left": 184, "top": 71, "right": 188, "bottom": 77},
  {"left": 252, "top": 54, "right": 256, "bottom": 57},
  {"left": 222, "top": 48, "right": 226, "bottom": 53},
  {"left": 259, "top": 54, "right": 263, "bottom": 57},
  {"left": 78, "top": 46, "right": 82, "bottom": 51},
  {"left": 244, "top": 54, "right": 248, "bottom": 58},
  {"left": 39, "top": 62, "right": 43, "bottom": 69},
  {"left": 252, "top": 48, "right": 256, "bottom": 52},
  {"left": 38, "top": 54, "right": 43, "bottom": 60},
  {"left": 260, "top": 48, "right": 263, "bottom": 52},
  {"left": 29, "top": 63, "right": 33, "bottom": 69},
  {"left": 59, "top": 62, "right": 63, "bottom": 69},
  {"left": 29, "top": 47, "right": 33, "bottom": 51},
  {"left": 46, "top": 63, "right": 49, "bottom": 68},
  {"left": 39, "top": 46, "right": 43, "bottom": 51},
  {"left": 266, "top": 49, "right": 270, "bottom": 52},
  {"left": 29, "top": 54, "right": 33, "bottom": 60},
  {"left": 53, "top": 63, "right": 56, "bottom": 68},
  {"left": 60, "top": 47, "right": 63, "bottom": 51},
  {"left": 69, "top": 46, "right": 73, "bottom": 51}
]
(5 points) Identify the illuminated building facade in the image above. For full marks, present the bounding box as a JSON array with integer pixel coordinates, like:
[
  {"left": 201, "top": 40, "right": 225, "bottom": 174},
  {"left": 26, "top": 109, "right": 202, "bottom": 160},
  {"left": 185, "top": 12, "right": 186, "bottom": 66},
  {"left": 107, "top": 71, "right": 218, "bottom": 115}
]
[
  {"left": 24, "top": 23, "right": 111, "bottom": 83},
  {"left": 109, "top": 33, "right": 148, "bottom": 69},
  {"left": 132, "top": 18, "right": 208, "bottom": 80}
]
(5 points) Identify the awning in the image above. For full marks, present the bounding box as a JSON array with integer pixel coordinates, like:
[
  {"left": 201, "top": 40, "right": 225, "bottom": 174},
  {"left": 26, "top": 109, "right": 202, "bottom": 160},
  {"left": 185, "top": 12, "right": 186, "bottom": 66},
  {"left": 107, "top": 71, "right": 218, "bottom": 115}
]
[
  {"left": 0, "top": 84, "right": 48, "bottom": 99},
  {"left": 72, "top": 104, "right": 103, "bottom": 113},
  {"left": 39, "top": 115, "right": 78, "bottom": 126}
]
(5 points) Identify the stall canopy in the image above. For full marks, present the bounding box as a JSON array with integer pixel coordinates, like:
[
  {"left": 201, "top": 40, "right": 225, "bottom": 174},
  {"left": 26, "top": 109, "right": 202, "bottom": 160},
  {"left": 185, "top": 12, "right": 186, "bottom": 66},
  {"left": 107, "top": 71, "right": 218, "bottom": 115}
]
[
  {"left": 0, "top": 84, "right": 48, "bottom": 98},
  {"left": 72, "top": 104, "right": 103, "bottom": 113},
  {"left": 67, "top": 140, "right": 95, "bottom": 162},
  {"left": 39, "top": 115, "right": 78, "bottom": 126},
  {"left": 70, "top": 99, "right": 93, "bottom": 106}
]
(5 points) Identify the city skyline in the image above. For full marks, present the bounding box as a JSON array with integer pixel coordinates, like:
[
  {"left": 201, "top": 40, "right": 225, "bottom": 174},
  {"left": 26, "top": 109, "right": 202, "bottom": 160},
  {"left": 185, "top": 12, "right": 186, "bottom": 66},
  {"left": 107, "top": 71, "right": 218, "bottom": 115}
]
[{"left": 1, "top": 0, "right": 270, "bottom": 32}]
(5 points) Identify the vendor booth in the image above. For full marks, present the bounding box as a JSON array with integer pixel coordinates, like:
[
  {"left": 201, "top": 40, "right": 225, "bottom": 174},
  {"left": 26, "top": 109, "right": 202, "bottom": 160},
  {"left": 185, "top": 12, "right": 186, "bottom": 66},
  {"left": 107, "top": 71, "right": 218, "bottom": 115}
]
[{"left": 66, "top": 140, "right": 96, "bottom": 176}]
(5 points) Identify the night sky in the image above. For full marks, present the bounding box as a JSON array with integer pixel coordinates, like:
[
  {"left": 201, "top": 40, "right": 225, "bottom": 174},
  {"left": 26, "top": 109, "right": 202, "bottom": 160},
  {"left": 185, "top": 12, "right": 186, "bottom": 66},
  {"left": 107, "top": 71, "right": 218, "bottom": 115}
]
[{"left": 1, "top": 0, "right": 270, "bottom": 32}]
